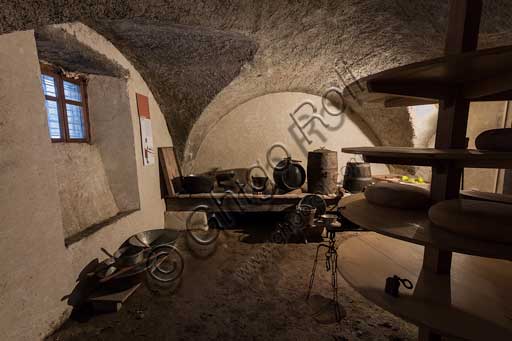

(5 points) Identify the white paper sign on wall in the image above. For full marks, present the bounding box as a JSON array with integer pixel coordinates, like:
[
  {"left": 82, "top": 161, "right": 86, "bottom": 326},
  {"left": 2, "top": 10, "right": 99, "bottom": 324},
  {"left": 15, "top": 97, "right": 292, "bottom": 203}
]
[{"left": 136, "top": 93, "right": 155, "bottom": 166}]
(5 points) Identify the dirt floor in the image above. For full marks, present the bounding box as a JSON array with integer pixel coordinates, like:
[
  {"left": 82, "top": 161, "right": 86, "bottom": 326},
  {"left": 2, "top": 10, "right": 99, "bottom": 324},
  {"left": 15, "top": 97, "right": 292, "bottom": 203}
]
[{"left": 48, "top": 219, "right": 417, "bottom": 341}]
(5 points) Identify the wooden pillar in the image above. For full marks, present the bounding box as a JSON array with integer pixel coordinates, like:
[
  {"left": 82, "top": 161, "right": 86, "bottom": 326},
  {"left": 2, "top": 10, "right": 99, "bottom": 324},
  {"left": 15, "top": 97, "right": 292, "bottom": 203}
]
[
  {"left": 425, "top": 0, "right": 482, "bottom": 273},
  {"left": 421, "top": 0, "right": 482, "bottom": 339}
]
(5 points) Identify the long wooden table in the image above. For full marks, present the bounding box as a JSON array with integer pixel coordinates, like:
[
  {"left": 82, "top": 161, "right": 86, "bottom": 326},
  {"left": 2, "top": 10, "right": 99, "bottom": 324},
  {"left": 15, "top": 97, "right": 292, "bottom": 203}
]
[{"left": 166, "top": 192, "right": 340, "bottom": 213}]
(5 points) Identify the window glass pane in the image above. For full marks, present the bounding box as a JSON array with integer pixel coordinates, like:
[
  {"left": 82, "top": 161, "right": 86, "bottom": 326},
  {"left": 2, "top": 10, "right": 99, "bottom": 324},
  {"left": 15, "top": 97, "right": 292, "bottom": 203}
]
[
  {"left": 41, "top": 74, "right": 57, "bottom": 97},
  {"left": 66, "top": 104, "right": 85, "bottom": 139},
  {"left": 45, "top": 100, "right": 61, "bottom": 139},
  {"left": 63, "top": 81, "right": 82, "bottom": 102}
]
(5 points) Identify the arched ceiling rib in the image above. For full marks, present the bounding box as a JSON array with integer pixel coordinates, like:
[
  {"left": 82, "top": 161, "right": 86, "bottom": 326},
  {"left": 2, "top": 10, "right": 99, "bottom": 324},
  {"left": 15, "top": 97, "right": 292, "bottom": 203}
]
[{"left": 2, "top": 1, "right": 512, "bottom": 160}]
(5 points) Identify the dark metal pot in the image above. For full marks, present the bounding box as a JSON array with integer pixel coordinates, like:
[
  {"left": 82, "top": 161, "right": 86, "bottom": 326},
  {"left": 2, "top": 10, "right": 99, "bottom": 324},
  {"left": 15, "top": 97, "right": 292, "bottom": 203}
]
[
  {"left": 216, "top": 172, "right": 235, "bottom": 183},
  {"left": 115, "top": 246, "right": 147, "bottom": 266},
  {"left": 273, "top": 157, "right": 306, "bottom": 192},
  {"left": 215, "top": 171, "right": 240, "bottom": 193},
  {"left": 251, "top": 176, "right": 269, "bottom": 193},
  {"left": 101, "top": 246, "right": 146, "bottom": 267},
  {"left": 296, "top": 204, "right": 316, "bottom": 227},
  {"left": 182, "top": 175, "right": 214, "bottom": 194}
]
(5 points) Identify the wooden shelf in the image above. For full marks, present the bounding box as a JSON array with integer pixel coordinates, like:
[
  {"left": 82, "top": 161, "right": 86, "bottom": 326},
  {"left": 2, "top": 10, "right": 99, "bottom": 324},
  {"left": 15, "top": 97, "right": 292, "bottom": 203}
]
[
  {"left": 166, "top": 193, "right": 340, "bottom": 213},
  {"left": 342, "top": 146, "right": 512, "bottom": 168},
  {"left": 460, "top": 190, "right": 512, "bottom": 205},
  {"left": 339, "top": 194, "right": 512, "bottom": 260},
  {"left": 341, "top": 45, "right": 512, "bottom": 108},
  {"left": 338, "top": 233, "right": 512, "bottom": 340}
]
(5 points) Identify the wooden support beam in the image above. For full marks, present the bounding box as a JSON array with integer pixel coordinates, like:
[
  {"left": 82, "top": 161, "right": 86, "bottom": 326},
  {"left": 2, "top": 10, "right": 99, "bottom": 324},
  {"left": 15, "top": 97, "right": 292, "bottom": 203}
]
[
  {"left": 444, "top": 0, "right": 482, "bottom": 54},
  {"left": 422, "top": 246, "right": 453, "bottom": 274},
  {"left": 368, "top": 81, "right": 454, "bottom": 100},
  {"left": 384, "top": 97, "right": 436, "bottom": 108},
  {"left": 463, "top": 71, "right": 512, "bottom": 99},
  {"left": 418, "top": 326, "right": 442, "bottom": 341},
  {"left": 434, "top": 96, "right": 471, "bottom": 150},
  {"left": 426, "top": 0, "right": 482, "bottom": 287}
]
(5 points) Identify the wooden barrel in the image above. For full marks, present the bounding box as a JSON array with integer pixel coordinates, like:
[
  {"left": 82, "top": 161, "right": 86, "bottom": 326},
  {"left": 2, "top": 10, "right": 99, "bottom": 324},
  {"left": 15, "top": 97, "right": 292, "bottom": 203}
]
[
  {"left": 307, "top": 148, "right": 338, "bottom": 194},
  {"left": 342, "top": 161, "right": 372, "bottom": 193}
]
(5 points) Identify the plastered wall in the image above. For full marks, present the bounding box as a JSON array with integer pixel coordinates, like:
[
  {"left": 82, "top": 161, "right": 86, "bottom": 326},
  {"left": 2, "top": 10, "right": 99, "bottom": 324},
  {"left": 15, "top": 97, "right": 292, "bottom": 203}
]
[
  {"left": 0, "top": 24, "right": 173, "bottom": 340},
  {"left": 189, "top": 92, "right": 389, "bottom": 178},
  {"left": 87, "top": 75, "right": 140, "bottom": 212},
  {"left": 0, "top": 30, "right": 73, "bottom": 341},
  {"left": 53, "top": 143, "right": 119, "bottom": 238},
  {"left": 50, "top": 22, "right": 173, "bottom": 273},
  {"left": 410, "top": 101, "right": 510, "bottom": 192}
]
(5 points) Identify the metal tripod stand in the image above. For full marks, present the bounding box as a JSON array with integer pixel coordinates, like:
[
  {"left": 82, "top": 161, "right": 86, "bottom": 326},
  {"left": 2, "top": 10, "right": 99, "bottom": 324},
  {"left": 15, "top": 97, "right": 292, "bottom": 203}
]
[{"left": 306, "top": 222, "right": 343, "bottom": 322}]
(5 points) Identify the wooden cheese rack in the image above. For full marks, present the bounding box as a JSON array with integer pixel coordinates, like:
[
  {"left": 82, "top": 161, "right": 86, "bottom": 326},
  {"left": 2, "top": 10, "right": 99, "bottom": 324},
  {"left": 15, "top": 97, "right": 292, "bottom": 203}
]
[
  {"left": 338, "top": 233, "right": 512, "bottom": 340},
  {"left": 339, "top": 1, "right": 512, "bottom": 339},
  {"left": 339, "top": 194, "right": 512, "bottom": 261}
]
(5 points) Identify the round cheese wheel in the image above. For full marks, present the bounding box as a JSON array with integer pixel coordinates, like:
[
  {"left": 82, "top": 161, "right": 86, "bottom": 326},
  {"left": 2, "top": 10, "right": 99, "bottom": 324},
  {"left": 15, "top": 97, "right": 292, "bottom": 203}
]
[
  {"left": 475, "top": 128, "right": 512, "bottom": 151},
  {"left": 428, "top": 199, "right": 512, "bottom": 243},
  {"left": 364, "top": 182, "right": 431, "bottom": 209}
]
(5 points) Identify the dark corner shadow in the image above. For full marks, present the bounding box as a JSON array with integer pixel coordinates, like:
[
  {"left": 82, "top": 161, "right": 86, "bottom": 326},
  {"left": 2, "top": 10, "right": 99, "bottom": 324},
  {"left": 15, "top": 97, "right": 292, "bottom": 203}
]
[
  {"left": 234, "top": 212, "right": 323, "bottom": 244},
  {"left": 60, "top": 259, "right": 100, "bottom": 323},
  {"left": 61, "top": 257, "right": 142, "bottom": 323}
]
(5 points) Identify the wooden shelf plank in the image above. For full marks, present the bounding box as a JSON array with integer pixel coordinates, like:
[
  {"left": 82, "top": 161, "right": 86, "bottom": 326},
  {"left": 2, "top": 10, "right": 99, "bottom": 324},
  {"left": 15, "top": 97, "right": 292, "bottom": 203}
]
[
  {"left": 339, "top": 194, "right": 512, "bottom": 260},
  {"left": 167, "top": 193, "right": 340, "bottom": 212},
  {"left": 460, "top": 190, "right": 512, "bottom": 204},
  {"left": 341, "top": 146, "right": 512, "bottom": 168},
  {"left": 342, "top": 44, "right": 512, "bottom": 107},
  {"left": 338, "top": 233, "right": 512, "bottom": 340}
]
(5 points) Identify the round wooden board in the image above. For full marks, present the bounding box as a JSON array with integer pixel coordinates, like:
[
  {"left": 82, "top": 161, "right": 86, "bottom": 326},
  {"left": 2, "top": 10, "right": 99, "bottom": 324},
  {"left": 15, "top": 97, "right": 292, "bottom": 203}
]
[
  {"left": 339, "top": 194, "right": 512, "bottom": 260},
  {"left": 338, "top": 233, "right": 512, "bottom": 340},
  {"left": 341, "top": 146, "right": 512, "bottom": 169},
  {"left": 460, "top": 189, "right": 512, "bottom": 205},
  {"left": 341, "top": 44, "right": 512, "bottom": 107}
]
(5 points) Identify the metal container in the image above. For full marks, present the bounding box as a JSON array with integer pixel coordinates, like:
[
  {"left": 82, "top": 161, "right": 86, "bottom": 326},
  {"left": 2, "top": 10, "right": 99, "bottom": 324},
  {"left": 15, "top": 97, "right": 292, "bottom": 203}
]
[
  {"left": 273, "top": 157, "right": 306, "bottom": 192},
  {"left": 182, "top": 175, "right": 214, "bottom": 194},
  {"left": 126, "top": 229, "right": 180, "bottom": 249},
  {"left": 342, "top": 160, "right": 373, "bottom": 193},
  {"left": 251, "top": 176, "right": 269, "bottom": 193},
  {"left": 319, "top": 213, "right": 338, "bottom": 226},
  {"left": 307, "top": 148, "right": 338, "bottom": 194},
  {"left": 296, "top": 204, "right": 316, "bottom": 227}
]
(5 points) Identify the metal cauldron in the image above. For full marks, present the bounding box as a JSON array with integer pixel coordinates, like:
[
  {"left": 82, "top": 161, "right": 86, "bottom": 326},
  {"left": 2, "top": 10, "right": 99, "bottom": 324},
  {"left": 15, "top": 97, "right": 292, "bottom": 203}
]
[
  {"left": 273, "top": 157, "right": 306, "bottom": 192},
  {"left": 182, "top": 175, "right": 214, "bottom": 194}
]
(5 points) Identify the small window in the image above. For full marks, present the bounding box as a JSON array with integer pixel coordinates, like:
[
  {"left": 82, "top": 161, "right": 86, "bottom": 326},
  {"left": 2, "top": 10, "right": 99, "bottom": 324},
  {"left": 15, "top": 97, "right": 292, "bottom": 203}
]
[{"left": 40, "top": 65, "right": 90, "bottom": 142}]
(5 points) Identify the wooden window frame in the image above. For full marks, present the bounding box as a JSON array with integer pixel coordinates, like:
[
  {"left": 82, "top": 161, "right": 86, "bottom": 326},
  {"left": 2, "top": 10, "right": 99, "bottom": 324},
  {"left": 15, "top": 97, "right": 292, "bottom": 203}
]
[{"left": 40, "top": 64, "right": 91, "bottom": 143}]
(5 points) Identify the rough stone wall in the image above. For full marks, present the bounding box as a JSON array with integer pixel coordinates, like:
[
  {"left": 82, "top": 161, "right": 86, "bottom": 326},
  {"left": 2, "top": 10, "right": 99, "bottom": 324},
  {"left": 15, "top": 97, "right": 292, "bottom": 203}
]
[
  {"left": 35, "top": 26, "right": 127, "bottom": 77},
  {"left": 190, "top": 92, "right": 390, "bottom": 179},
  {"left": 410, "top": 101, "right": 510, "bottom": 192},
  {"left": 90, "top": 19, "right": 258, "bottom": 158},
  {"left": 3, "top": 1, "right": 512, "bottom": 163}
]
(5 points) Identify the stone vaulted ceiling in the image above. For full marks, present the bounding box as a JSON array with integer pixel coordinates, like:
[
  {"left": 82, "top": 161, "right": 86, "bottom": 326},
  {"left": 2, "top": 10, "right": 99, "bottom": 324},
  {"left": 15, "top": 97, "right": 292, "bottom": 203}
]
[{"left": 2, "top": 1, "right": 512, "bottom": 160}]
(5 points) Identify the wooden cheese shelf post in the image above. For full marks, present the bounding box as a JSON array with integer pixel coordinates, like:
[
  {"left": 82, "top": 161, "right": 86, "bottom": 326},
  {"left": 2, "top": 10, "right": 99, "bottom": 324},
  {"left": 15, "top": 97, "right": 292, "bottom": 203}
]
[
  {"left": 338, "top": 0, "right": 512, "bottom": 339},
  {"left": 422, "top": 2, "right": 482, "bottom": 337},
  {"left": 427, "top": 0, "right": 481, "bottom": 269}
]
